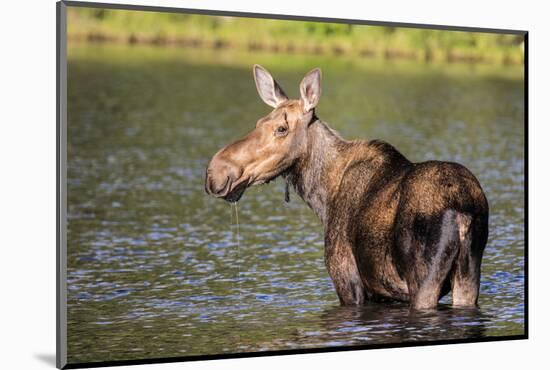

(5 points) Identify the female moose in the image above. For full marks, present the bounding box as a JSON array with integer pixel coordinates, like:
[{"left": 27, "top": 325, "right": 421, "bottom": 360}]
[{"left": 205, "top": 65, "right": 488, "bottom": 310}]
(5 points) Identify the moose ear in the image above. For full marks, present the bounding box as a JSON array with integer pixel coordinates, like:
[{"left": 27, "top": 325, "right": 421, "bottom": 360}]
[
  {"left": 299, "top": 68, "right": 322, "bottom": 113},
  {"left": 253, "top": 65, "right": 288, "bottom": 108}
]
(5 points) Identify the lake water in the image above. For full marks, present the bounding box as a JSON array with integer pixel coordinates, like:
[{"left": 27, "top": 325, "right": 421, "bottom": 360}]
[{"left": 66, "top": 44, "right": 525, "bottom": 364}]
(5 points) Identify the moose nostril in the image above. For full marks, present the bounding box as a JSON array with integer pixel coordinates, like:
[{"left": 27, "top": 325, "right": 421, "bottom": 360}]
[
  {"left": 205, "top": 175, "right": 213, "bottom": 195},
  {"left": 205, "top": 158, "right": 241, "bottom": 196},
  {"left": 209, "top": 175, "right": 231, "bottom": 195}
]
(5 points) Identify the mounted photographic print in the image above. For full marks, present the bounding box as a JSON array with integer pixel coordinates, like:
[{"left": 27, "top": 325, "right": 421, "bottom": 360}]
[{"left": 56, "top": 1, "right": 527, "bottom": 368}]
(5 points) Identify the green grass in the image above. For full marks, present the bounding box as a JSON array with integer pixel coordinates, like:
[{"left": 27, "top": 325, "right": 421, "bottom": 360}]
[{"left": 67, "top": 7, "right": 524, "bottom": 65}]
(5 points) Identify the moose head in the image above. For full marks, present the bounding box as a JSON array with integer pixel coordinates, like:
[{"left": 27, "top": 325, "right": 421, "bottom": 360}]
[{"left": 205, "top": 65, "right": 322, "bottom": 202}]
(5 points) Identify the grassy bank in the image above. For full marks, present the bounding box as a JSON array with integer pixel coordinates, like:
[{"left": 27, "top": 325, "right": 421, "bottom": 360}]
[{"left": 67, "top": 7, "right": 524, "bottom": 65}]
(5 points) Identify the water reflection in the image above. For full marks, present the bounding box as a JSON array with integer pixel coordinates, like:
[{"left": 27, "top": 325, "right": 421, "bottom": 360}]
[{"left": 319, "top": 304, "right": 489, "bottom": 345}]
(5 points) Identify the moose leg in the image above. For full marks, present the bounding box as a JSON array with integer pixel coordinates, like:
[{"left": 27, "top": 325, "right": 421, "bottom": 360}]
[
  {"left": 451, "top": 214, "right": 482, "bottom": 307},
  {"left": 325, "top": 240, "right": 365, "bottom": 305},
  {"left": 403, "top": 211, "right": 463, "bottom": 310},
  {"left": 452, "top": 261, "right": 480, "bottom": 307}
]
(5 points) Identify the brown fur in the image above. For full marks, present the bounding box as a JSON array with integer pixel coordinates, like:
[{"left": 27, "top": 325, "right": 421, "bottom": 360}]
[{"left": 205, "top": 66, "right": 489, "bottom": 310}]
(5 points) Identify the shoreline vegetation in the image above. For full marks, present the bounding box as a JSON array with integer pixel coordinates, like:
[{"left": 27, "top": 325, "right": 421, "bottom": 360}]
[{"left": 68, "top": 8, "right": 524, "bottom": 66}]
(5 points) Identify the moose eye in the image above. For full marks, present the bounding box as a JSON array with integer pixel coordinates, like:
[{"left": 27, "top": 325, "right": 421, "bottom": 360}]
[{"left": 275, "top": 126, "right": 288, "bottom": 136}]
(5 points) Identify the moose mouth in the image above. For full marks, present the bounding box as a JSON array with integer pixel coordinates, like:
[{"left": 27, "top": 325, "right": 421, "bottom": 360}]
[
  {"left": 221, "top": 171, "right": 283, "bottom": 203},
  {"left": 206, "top": 164, "right": 289, "bottom": 203},
  {"left": 223, "top": 180, "right": 248, "bottom": 203}
]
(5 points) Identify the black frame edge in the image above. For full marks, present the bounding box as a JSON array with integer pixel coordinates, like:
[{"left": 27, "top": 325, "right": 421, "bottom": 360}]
[
  {"left": 523, "top": 32, "right": 529, "bottom": 339},
  {"left": 56, "top": 2, "right": 61, "bottom": 367},
  {"left": 57, "top": 1, "right": 68, "bottom": 369}
]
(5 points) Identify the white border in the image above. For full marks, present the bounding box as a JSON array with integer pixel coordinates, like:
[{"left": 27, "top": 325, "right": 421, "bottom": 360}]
[{"left": 2, "top": 0, "right": 547, "bottom": 369}]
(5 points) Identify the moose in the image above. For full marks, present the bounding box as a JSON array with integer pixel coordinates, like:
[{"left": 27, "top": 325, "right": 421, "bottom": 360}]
[{"left": 205, "top": 65, "right": 489, "bottom": 310}]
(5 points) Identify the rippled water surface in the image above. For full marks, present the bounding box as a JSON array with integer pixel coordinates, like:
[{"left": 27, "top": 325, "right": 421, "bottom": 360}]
[{"left": 66, "top": 44, "right": 525, "bottom": 364}]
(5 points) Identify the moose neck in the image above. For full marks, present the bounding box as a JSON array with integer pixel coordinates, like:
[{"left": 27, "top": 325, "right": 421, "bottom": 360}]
[{"left": 286, "top": 118, "right": 348, "bottom": 225}]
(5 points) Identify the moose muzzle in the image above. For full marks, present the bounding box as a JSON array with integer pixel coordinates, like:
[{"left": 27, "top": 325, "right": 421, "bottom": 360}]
[{"left": 205, "top": 154, "right": 245, "bottom": 202}]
